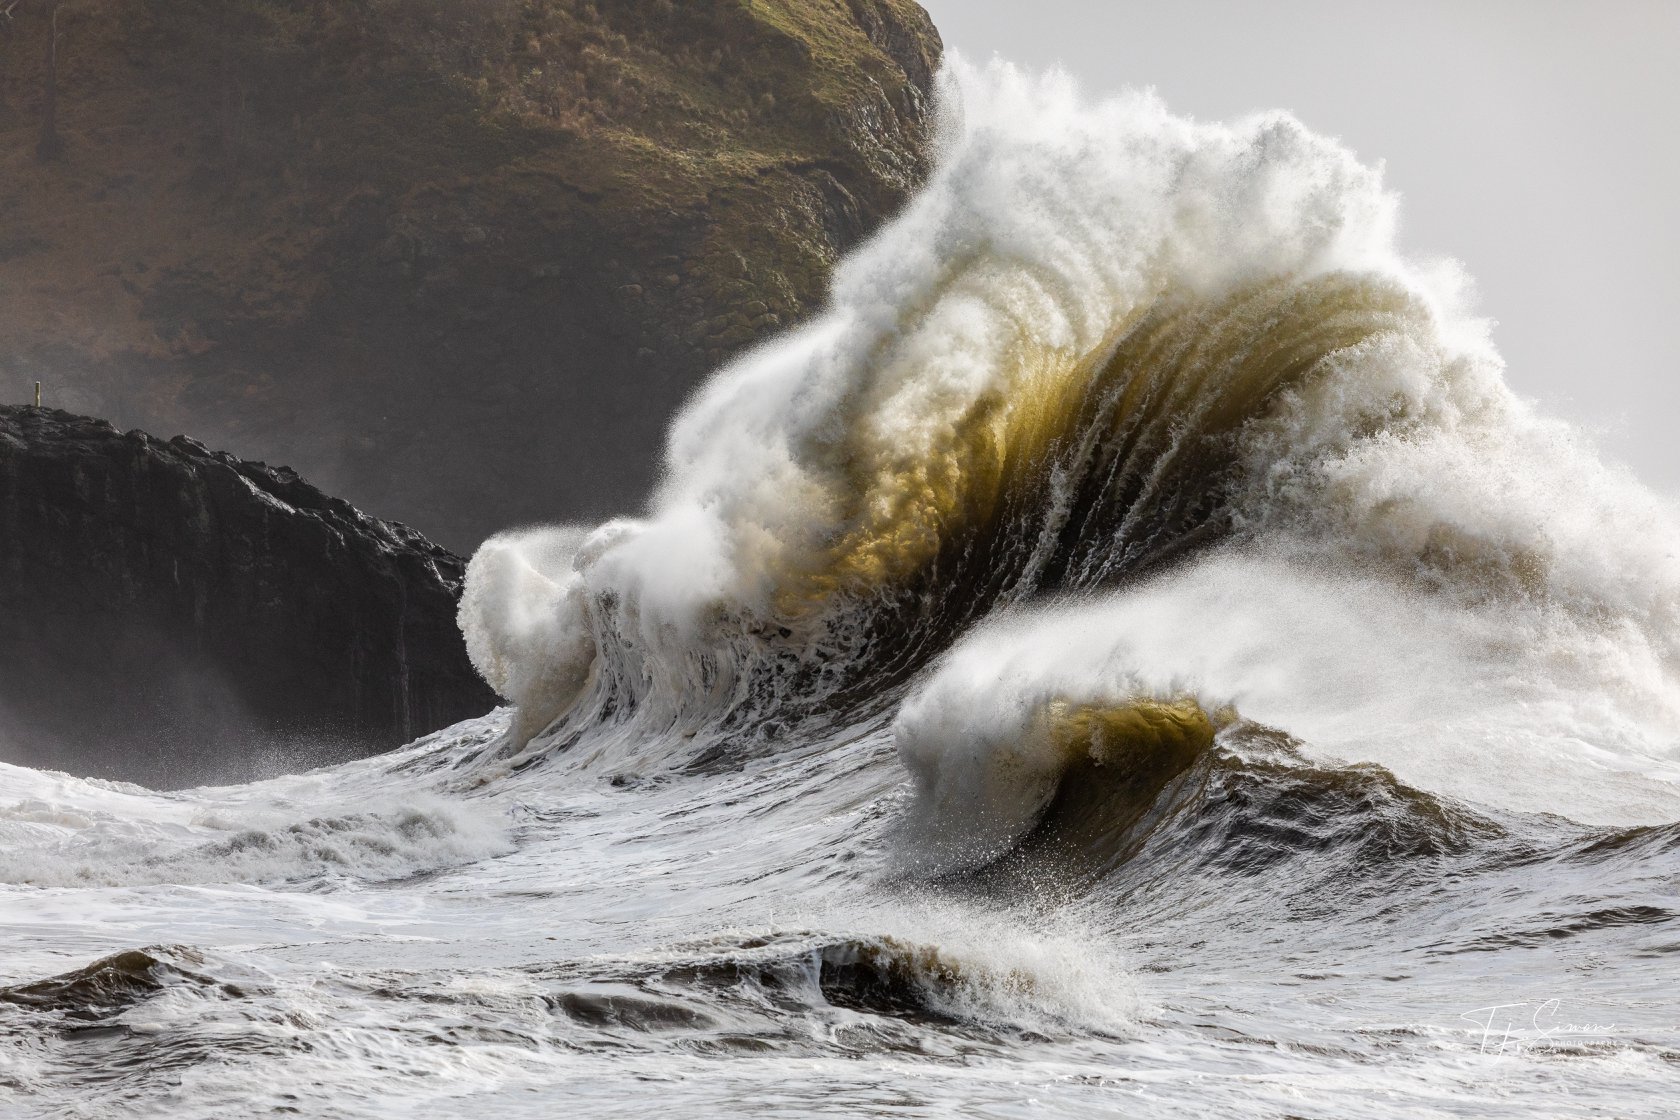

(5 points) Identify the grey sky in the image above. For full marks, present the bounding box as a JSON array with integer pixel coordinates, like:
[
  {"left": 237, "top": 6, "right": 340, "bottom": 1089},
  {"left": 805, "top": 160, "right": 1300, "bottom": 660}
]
[{"left": 922, "top": 0, "right": 1680, "bottom": 494}]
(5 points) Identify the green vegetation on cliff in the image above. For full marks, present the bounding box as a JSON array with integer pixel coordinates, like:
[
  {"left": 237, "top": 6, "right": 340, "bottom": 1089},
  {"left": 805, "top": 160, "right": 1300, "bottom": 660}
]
[{"left": 0, "top": 0, "right": 941, "bottom": 546}]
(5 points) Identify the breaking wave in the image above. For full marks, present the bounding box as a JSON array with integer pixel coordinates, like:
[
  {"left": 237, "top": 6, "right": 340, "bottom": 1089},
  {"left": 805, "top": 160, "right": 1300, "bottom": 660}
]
[
  {"left": 460, "top": 60, "right": 1680, "bottom": 855},
  {"left": 0, "top": 731, "right": 511, "bottom": 888}
]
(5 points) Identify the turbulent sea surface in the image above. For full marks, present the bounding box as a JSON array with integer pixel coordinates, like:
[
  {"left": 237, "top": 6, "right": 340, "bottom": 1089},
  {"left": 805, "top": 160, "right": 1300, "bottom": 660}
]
[{"left": 4, "top": 62, "right": 1680, "bottom": 1117}]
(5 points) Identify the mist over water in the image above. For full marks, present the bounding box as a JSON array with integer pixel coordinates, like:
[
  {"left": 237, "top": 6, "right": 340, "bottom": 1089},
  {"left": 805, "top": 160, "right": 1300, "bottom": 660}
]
[{"left": 5, "top": 60, "right": 1678, "bottom": 1117}]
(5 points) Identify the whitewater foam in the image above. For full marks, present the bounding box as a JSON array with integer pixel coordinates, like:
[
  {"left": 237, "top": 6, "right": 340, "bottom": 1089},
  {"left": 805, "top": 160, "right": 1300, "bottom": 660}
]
[
  {"left": 894, "top": 548, "right": 1680, "bottom": 860},
  {"left": 457, "top": 60, "right": 1680, "bottom": 846},
  {"left": 0, "top": 734, "right": 513, "bottom": 889},
  {"left": 460, "top": 60, "right": 1484, "bottom": 730}
]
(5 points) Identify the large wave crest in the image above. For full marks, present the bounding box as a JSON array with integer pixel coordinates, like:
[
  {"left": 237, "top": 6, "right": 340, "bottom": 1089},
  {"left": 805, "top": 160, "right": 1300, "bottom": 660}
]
[{"left": 459, "top": 58, "right": 1680, "bottom": 848}]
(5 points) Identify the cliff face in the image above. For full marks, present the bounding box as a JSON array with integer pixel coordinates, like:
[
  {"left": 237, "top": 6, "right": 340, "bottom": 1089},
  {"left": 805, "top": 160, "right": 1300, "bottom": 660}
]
[
  {"left": 0, "top": 406, "right": 497, "bottom": 787},
  {"left": 0, "top": 0, "right": 942, "bottom": 549}
]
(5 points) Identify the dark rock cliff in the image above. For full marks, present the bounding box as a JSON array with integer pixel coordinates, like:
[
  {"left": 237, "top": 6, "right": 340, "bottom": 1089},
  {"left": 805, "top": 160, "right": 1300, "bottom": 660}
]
[
  {"left": 0, "top": 406, "right": 497, "bottom": 787},
  {"left": 0, "top": 0, "right": 943, "bottom": 550}
]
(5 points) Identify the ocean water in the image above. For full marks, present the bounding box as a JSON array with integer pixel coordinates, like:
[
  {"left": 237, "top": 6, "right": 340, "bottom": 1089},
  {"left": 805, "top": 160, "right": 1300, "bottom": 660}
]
[{"left": 4, "top": 60, "right": 1678, "bottom": 1118}]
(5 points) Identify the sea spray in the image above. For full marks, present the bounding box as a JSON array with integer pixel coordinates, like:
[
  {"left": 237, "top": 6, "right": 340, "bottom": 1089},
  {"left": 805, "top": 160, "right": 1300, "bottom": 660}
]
[{"left": 460, "top": 59, "right": 1680, "bottom": 835}]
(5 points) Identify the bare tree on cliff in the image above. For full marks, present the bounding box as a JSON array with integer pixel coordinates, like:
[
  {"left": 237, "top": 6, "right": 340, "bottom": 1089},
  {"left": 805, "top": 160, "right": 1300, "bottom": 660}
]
[{"left": 35, "top": 0, "right": 63, "bottom": 161}]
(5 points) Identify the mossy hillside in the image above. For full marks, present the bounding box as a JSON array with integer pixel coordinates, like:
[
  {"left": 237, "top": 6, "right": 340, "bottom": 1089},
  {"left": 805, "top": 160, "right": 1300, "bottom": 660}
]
[{"left": 0, "top": 0, "right": 941, "bottom": 547}]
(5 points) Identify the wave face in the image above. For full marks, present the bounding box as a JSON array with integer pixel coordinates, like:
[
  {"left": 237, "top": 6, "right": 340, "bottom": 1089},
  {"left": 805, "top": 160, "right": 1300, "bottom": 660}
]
[
  {"left": 7, "top": 60, "right": 1680, "bottom": 1119},
  {"left": 461, "top": 60, "right": 1680, "bottom": 824},
  {"left": 463, "top": 67, "right": 1446, "bottom": 729}
]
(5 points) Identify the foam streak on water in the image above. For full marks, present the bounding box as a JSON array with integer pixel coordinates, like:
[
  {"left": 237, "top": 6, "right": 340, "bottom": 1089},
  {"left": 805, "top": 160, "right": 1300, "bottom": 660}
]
[{"left": 5, "top": 58, "right": 1680, "bottom": 1117}]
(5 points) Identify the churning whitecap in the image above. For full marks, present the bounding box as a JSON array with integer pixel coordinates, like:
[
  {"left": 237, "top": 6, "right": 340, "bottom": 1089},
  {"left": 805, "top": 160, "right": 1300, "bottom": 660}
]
[{"left": 460, "top": 58, "right": 1680, "bottom": 843}]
